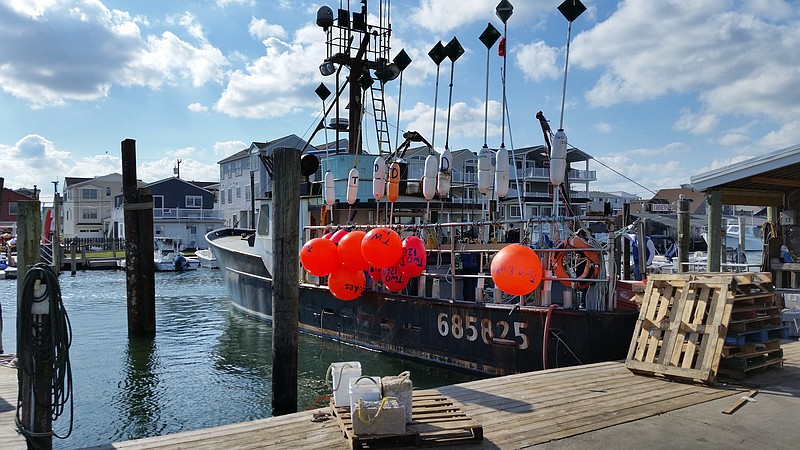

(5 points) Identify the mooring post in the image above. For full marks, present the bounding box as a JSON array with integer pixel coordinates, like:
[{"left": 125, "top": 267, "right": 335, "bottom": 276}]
[
  {"left": 677, "top": 195, "right": 690, "bottom": 273},
  {"left": 17, "top": 200, "right": 52, "bottom": 450},
  {"left": 122, "top": 139, "right": 156, "bottom": 336},
  {"left": 271, "top": 147, "right": 300, "bottom": 416},
  {"left": 70, "top": 240, "right": 77, "bottom": 275}
]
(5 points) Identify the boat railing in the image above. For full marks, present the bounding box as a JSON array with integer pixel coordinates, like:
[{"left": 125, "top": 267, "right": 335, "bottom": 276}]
[{"left": 301, "top": 217, "right": 621, "bottom": 311}]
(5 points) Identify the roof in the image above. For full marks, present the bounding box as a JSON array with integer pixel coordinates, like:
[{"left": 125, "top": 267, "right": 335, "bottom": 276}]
[
  {"left": 217, "top": 147, "right": 251, "bottom": 164},
  {"left": 689, "top": 143, "right": 800, "bottom": 206},
  {"left": 651, "top": 188, "right": 707, "bottom": 214}
]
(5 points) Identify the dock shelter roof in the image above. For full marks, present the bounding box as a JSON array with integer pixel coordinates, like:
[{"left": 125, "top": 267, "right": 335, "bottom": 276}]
[{"left": 689, "top": 143, "right": 800, "bottom": 207}]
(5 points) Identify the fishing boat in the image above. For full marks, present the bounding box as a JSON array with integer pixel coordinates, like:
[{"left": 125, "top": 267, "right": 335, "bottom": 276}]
[
  {"left": 209, "top": 0, "right": 638, "bottom": 375},
  {"left": 154, "top": 237, "right": 199, "bottom": 271},
  {"left": 701, "top": 222, "right": 764, "bottom": 252},
  {"left": 194, "top": 248, "right": 219, "bottom": 269}
]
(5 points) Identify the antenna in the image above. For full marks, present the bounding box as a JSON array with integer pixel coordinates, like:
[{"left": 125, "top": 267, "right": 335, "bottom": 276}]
[{"left": 557, "top": 0, "right": 586, "bottom": 130}]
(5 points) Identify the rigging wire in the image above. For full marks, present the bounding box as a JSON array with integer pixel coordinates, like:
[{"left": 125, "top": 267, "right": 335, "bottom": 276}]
[{"left": 590, "top": 156, "right": 658, "bottom": 196}]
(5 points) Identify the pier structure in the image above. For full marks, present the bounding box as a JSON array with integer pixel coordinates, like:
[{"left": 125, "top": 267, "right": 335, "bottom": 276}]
[{"left": 0, "top": 340, "right": 791, "bottom": 449}]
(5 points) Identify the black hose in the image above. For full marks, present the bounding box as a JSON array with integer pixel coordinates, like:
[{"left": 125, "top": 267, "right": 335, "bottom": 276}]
[{"left": 16, "top": 263, "right": 73, "bottom": 443}]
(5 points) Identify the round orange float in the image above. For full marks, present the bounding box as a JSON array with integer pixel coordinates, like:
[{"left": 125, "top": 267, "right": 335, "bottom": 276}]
[
  {"left": 299, "top": 237, "right": 340, "bottom": 276},
  {"left": 360, "top": 227, "right": 402, "bottom": 269},
  {"left": 490, "top": 244, "right": 543, "bottom": 296},
  {"left": 338, "top": 230, "right": 368, "bottom": 271},
  {"left": 328, "top": 266, "right": 365, "bottom": 301},
  {"left": 399, "top": 236, "right": 426, "bottom": 278},
  {"left": 381, "top": 264, "right": 409, "bottom": 292}
]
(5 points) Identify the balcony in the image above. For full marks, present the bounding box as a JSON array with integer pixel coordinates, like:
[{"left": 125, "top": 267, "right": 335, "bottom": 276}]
[{"left": 153, "top": 208, "right": 224, "bottom": 221}]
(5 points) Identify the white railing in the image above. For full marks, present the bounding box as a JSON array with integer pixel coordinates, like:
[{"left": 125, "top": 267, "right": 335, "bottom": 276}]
[{"left": 153, "top": 208, "right": 223, "bottom": 220}]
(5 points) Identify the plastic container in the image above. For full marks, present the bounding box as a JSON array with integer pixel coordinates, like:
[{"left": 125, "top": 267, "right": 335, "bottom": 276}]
[
  {"left": 349, "top": 376, "right": 381, "bottom": 412},
  {"left": 327, "top": 362, "right": 362, "bottom": 408}
]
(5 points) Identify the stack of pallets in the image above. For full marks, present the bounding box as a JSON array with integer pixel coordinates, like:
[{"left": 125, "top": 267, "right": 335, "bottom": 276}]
[{"left": 626, "top": 272, "right": 788, "bottom": 384}]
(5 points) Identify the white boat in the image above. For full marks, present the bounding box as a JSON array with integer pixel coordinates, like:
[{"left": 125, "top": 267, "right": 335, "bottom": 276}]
[
  {"left": 154, "top": 237, "right": 199, "bottom": 271},
  {"left": 702, "top": 223, "right": 764, "bottom": 252},
  {"left": 194, "top": 248, "right": 219, "bottom": 269}
]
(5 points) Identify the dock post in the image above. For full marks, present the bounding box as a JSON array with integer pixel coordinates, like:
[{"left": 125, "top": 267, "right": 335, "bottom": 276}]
[
  {"left": 271, "top": 147, "right": 300, "bottom": 416},
  {"left": 122, "top": 139, "right": 156, "bottom": 336},
  {"left": 707, "top": 190, "right": 722, "bottom": 272},
  {"left": 17, "top": 200, "right": 52, "bottom": 450},
  {"left": 677, "top": 195, "right": 690, "bottom": 273},
  {"left": 70, "top": 240, "right": 77, "bottom": 275}
]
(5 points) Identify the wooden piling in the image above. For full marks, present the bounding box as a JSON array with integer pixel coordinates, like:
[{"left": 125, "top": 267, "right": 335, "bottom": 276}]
[
  {"left": 122, "top": 139, "right": 156, "bottom": 336},
  {"left": 16, "top": 200, "right": 52, "bottom": 450},
  {"left": 271, "top": 147, "right": 300, "bottom": 416}
]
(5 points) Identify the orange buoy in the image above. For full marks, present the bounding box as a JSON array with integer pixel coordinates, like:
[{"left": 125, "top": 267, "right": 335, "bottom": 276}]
[
  {"left": 328, "top": 266, "right": 365, "bottom": 301},
  {"left": 490, "top": 244, "right": 543, "bottom": 296},
  {"left": 399, "top": 236, "right": 426, "bottom": 278},
  {"left": 330, "top": 228, "right": 348, "bottom": 244},
  {"left": 361, "top": 227, "right": 402, "bottom": 269},
  {"left": 381, "top": 264, "right": 409, "bottom": 292},
  {"left": 300, "top": 238, "right": 340, "bottom": 276},
  {"left": 338, "top": 230, "right": 368, "bottom": 271}
]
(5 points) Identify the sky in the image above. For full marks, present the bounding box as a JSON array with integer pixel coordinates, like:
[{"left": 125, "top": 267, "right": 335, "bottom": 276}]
[{"left": 2, "top": 0, "right": 799, "bottom": 205}]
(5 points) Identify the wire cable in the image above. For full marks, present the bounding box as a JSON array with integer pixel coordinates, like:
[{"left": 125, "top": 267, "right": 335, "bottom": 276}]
[{"left": 16, "top": 263, "right": 74, "bottom": 444}]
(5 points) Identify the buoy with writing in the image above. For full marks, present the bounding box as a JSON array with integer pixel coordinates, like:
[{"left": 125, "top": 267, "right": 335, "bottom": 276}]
[
  {"left": 361, "top": 227, "right": 402, "bottom": 269},
  {"left": 399, "top": 236, "right": 426, "bottom": 277},
  {"left": 328, "top": 266, "right": 365, "bottom": 301},
  {"left": 490, "top": 244, "right": 543, "bottom": 296},
  {"left": 338, "top": 230, "right": 368, "bottom": 271},
  {"left": 300, "top": 238, "right": 340, "bottom": 276}
]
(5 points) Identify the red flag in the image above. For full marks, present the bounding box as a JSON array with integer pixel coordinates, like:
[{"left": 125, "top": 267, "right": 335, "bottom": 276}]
[{"left": 498, "top": 37, "right": 506, "bottom": 57}]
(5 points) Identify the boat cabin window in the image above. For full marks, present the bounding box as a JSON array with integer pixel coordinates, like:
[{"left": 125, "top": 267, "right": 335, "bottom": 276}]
[{"left": 257, "top": 205, "right": 270, "bottom": 236}]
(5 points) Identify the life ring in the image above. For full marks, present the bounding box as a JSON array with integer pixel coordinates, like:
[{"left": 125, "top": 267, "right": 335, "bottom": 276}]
[{"left": 552, "top": 237, "right": 600, "bottom": 290}]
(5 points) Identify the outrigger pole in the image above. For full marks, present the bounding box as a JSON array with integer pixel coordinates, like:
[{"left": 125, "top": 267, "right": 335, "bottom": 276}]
[{"left": 428, "top": 41, "right": 446, "bottom": 150}]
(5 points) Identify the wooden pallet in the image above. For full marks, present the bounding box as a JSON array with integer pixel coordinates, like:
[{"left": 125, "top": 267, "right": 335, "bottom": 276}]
[
  {"left": 626, "top": 274, "right": 734, "bottom": 384},
  {"left": 331, "top": 391, "right": 482, "bottom": 450}
]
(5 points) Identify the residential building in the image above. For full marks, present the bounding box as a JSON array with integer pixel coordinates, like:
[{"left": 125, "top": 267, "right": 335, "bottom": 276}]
[
  {"left": 62, "top": 173, "right": 124, "bottom": 238},
  {"left": 110, "top": 177, "right": 223, "bottom": 249},
  {"left": 0, "top": 187, "right": 34, "bottom": 235},
  {"left": 218, "top": 135, "right": 309, "bottom": 228}
]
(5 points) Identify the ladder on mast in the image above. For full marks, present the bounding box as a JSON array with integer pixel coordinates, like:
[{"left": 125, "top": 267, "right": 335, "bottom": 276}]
[{"left": 370, "top": 82, "right": 392, "bottom": 155}]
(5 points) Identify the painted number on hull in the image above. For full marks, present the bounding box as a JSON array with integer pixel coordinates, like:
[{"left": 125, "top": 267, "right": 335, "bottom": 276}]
[{"left": 437, "top": 313, "right": 529, "bottom": 350}]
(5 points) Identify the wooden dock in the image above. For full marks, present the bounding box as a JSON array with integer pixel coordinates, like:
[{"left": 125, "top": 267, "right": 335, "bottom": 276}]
[{"left": 1, "top": 342, "right": 797, "bottom": 449}]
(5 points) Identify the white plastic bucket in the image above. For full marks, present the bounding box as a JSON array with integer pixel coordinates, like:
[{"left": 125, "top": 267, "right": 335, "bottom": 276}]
[
  {"left": 349, "top": 376, "right": 381, "bottom": 412},
  {"left": 328, "top": 362, "right": 362, "bottom": 408}
]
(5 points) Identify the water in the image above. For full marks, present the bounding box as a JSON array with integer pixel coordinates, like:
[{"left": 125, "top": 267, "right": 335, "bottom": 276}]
[{"left": 0, "top": 269, "right": 480, "bottom": 448}]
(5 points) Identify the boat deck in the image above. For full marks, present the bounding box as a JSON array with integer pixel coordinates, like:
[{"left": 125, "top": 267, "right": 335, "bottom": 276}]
[{"left": 1, "top": 342, "right": 798, "bottom": 448}]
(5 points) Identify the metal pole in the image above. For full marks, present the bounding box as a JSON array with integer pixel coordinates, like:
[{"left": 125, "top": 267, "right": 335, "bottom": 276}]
[
  {"left": 677, "top": 194, "right": 690, "bottom": 273},
  {"left": 271, "top": 147, "right": 300, "bottom": 416}
]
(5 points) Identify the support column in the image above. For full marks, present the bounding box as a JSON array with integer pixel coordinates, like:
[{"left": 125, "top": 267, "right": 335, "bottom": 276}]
[{"left": 707, "top": 190, "right": 722, "bottom": 272}]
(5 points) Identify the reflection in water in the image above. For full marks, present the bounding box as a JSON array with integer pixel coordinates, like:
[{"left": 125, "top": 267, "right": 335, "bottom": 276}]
[
  {"left": 0, "top": 269, "right": 482, "bottom": 449},
  {"left": 115, "top": 336, "right": 164, "bottom": 439}
]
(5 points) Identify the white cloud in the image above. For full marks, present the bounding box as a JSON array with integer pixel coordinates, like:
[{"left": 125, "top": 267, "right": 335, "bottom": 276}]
[
  {"left": 403, "top": 99, "right": 502, "bottom": 149},
  {"left": 674, "top": 108, "right": 719, "bottom": 135},
  {"left": 249, "top": 16, "right": 287, "bottom": 40},
  {"left": 216, "top": 24, "right": 326, "bottom": 119},
  {"left": 213, "top": 140, "right": 247, "bottom": 158},
  {"left": 515, "top": 40, "right": 560, "bottom": 82},
  {"left": 409, "top": 0, "right": 542, "bottom": 33},
  {"left": 188, "top": 102, "right": 208, "bottom": 112}
]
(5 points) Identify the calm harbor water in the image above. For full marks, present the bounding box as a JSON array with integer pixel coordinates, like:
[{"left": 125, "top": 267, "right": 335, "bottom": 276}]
[{"left": 0, "top": 268, "right": 480, "bottom": 449}]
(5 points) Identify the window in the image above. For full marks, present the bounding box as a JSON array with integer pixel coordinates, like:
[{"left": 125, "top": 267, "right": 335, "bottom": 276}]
[
  {"left": 82, "top": 208, "right": 98, "bottom": 220},
  {"left": 9, "top": 202, "right": 18, "bottom": 215},
  {"left": 106, "top": 187, "right": 112, "bottom": 196},
  {"left": 189, "top": 226, "right": 197, "bottom": 234},
  {"left": 236, "top": 187, "right": 241, "bottom": 198},
  {"left": 245, "top": 186, "right": 251, "bottom": 201},
  {"left": 257, "top": 205, "right": 270, "bottom": 236},
  {"left": 227, "top": 188, "right": 233, "bottom": 203},
  {"left": 82, "top": 188, "right": 98, "bottom": 199},
  {"left": 509, "top": 205, "right": 521, "bottom": 218},
  {"left": 186, "top": 195, "right": 203, "bottom": 208}
]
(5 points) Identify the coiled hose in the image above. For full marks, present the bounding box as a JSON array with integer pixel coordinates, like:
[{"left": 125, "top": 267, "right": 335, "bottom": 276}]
[{"left": 16, "top": 263, "right": 73, "bottom": 442}]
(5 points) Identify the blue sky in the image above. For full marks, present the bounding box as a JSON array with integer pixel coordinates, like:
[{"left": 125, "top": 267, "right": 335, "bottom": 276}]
[{"left": 2, "top": 0, "right": 798, "bottom": 204}]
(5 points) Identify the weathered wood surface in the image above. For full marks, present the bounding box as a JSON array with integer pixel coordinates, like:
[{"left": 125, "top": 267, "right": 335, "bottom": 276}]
[
  {"left": 0, "top": 358, "right": 26, "bottom": 449},
  {"left": 71, "top": 340, "right": 799, "bottom": 450}
]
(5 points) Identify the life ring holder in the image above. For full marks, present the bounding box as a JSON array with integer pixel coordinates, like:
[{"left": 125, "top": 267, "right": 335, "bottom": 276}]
[{"left": 552, "top": 236, "right": 600, "bottom": 290}]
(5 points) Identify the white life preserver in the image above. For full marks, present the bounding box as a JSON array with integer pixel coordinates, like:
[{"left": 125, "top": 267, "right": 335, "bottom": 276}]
[
  {"left": 437, "top": 147, "right": 451, "bottom": 197},
  {"left": 372, "top": 157, "right": 386, "bottom": 201},
  {"left": 494, "top": 146, "right": 509, "bottom": 198},
  {"left": 324, "top": 171, "right": 335, "bottom": 206},
  {"left": 346, "top": 167, "right": 359, "bottom": 205},
  {"left": 423, "top": 154, "right": 438, "bottom": 200}
]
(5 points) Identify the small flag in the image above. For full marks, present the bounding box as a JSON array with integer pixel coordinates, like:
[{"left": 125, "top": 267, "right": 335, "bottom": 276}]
[{"left": 498, "top": 37, "right": 506, "bottom": 57}]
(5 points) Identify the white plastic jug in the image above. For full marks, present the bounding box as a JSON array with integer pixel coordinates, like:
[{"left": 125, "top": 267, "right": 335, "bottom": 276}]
[{"left": 327, "top": 362, "right": 362, "bottom": 408}]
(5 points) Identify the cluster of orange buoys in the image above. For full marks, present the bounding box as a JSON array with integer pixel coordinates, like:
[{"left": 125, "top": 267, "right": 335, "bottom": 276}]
[
  {"left": 299, "top": 227, "right": 426, "bottom": 301},
  {"left": 301, "top": 229, "right": 546, "bottom": 301}
]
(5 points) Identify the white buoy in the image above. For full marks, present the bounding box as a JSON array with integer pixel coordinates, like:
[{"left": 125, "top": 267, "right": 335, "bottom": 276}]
[
  {"left": 550, "top": 129, "right": 568, "bottom": 186},
  {"left": 387, "top": 162, "right": 400, "bottom": 203},
  {"left": 346, "top": 167, "right": 359, "bottom": 205},
  {"left": 372, "top": 157, "right": 386, "bottom": 201},
  {"left": 324, "top": 171, "right": 335, "bottom": 206},
  {"left": 477, "top": 146, "right": 493, "bottom": 195},
  {"left": 436, "top": 147, "right": 451, "bottom": 197},
  {"left": 423, "top": 154, "right": 438, "bottom": 201},
  {"left": 494, "top": 146, "right": 509, "bottom": 198}
]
